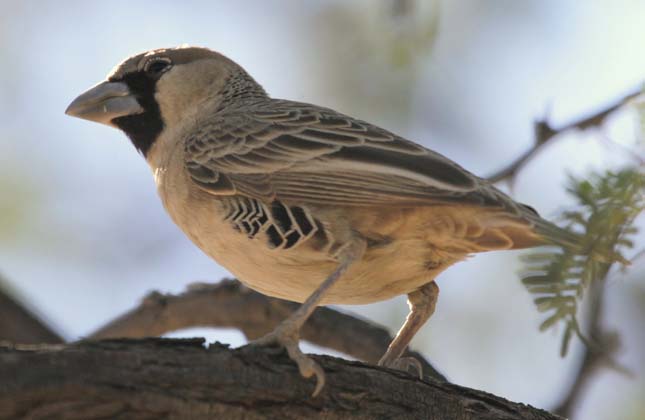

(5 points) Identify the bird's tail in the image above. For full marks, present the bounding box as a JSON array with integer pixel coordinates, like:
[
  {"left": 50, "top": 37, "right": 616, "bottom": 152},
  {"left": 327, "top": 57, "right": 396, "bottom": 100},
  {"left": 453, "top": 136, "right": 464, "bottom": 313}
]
[{"left": 530, "top": 216, "right": 630, "bottom": 265}]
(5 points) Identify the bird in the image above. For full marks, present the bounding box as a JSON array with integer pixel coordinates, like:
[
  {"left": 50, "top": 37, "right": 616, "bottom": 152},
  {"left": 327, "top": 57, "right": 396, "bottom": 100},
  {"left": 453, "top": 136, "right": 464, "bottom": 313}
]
[{"left": 65, "top": 45, "right": 588, "bottom": 396}]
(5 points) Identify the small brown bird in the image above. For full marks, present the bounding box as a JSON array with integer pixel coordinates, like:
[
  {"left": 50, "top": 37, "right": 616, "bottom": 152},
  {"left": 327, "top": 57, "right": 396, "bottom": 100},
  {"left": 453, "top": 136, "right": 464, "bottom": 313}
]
[{"left": 66, "top": 46, "right": 582, "bottom": 395}]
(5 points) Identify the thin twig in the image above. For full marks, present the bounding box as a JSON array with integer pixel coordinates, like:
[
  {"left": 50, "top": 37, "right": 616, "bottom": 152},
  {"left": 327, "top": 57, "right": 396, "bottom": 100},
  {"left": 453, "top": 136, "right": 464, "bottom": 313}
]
[
  {"left": 552, "top": 284, "right": 605, "bottom": 416},
  {"left": 628, "top": 248, "right": 645, "bottom": 265},
  {"left": 487, "top": 86, "right": 643, "bottom": 183},
  {"left": 552, "top": 258, "right": 627, "bottom": 417}
]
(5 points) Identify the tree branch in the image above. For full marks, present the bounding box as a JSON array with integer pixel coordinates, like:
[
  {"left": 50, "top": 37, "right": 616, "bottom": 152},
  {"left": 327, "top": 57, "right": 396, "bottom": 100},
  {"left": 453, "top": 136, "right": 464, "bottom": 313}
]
[
  {"left": 552, "top": 264, "right": 628, "bottom": 417},
  {"left": 0, "top": 338, "right": 562, "bottom": 420},
  {"left": 0, "top": 277, "right": 64, "bottom": 345},
  {"left": 487, "top": 86, "right": 642, "bottom": 183},
  {"left": 90, "top": 279, "right": 446, "bottom": 381}
]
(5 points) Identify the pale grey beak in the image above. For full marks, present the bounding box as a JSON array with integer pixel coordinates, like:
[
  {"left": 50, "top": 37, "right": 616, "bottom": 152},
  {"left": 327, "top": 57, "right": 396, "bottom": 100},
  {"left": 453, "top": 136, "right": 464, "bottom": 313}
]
[{"left": 65, "top": 81, "right": 143, "bottom": 126}]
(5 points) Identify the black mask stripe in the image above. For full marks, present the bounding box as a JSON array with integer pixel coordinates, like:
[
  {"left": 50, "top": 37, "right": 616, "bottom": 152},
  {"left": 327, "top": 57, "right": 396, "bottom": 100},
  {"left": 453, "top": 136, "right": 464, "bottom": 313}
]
[{"left": 111, "top": 71, "right": 163, "bottom": 157}]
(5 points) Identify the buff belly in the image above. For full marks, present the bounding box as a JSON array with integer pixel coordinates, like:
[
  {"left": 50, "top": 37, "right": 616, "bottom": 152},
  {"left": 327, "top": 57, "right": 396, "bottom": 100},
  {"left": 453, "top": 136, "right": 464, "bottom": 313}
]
[
  {"left": 161, "top": 186, "right": 440, "bottom": 305},
  {"left": 201, "top": 231, "right": 442, "bottom": 305},
  {"left": 153, "top": 149, "right": 449, "bottom": 305}
]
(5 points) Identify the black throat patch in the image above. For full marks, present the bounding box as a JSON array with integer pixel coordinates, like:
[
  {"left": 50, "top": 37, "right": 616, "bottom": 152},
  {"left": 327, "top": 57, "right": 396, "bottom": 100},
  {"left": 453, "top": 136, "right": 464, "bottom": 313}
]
[{"left": 111, "top": 71, "right": 163, "bottom": 157}]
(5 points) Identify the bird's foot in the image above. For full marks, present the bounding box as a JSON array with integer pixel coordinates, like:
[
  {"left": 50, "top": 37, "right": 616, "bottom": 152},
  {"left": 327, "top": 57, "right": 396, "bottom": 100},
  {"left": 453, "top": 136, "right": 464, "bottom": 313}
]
[
  {"left": 379, "top": 356, "right": 424, "bottom": 379},
  {"left": 249, "top": 321, "right": 325, "bottom": 397}
]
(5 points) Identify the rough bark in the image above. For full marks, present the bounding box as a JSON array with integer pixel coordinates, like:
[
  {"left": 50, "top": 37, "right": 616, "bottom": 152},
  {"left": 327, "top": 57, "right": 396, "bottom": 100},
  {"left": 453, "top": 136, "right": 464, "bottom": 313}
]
[
  {"left": 0, "top": 338, "right": 561, "bottom": 420},
  {"left": 91, "top": 280, "right": 445, "bottom": 381}
]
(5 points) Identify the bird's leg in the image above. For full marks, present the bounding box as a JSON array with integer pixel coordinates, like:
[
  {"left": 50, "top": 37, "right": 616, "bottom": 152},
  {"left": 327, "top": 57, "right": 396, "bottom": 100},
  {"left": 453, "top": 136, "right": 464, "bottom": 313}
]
[
  {"left": 378, "top": 281, "right": 439, "bottom": 376},
  {"left": 250, "top": 238, "right": 366, "bottom": 396}
]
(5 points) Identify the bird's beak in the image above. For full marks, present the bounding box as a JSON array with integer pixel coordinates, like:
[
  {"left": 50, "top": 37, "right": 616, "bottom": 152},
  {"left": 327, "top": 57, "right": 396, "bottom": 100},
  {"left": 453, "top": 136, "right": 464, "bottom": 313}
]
[{"left": 65, "top": 81, "right": 143, "bottom": 126}]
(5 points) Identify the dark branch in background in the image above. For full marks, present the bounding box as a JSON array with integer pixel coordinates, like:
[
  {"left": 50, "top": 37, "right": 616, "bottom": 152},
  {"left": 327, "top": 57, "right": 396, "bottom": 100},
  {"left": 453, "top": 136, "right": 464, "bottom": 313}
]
[
  {"left": 552, "top": 278, "right": 621, "bottom": 417},
  {"left": 520, "top": 169, "right": 644, "bottom": 417},
  {"left": 0, "top": 338, "right": 562, "bottom": 420},
  {"left": 0, "top": 275, "right": 64, "bottom": 344},
  {"left": 487, "top": 86, "right": 642, "bottom": 183},
  {"left": 0, "top": 273, "right": 445, "bottom": 381},
  {"left": 554, "top": 246, "right": 645, "bottom": 417},
  {"left": 482, "top": 79, "right": 643, "bottom": 418},
  {"left": 91, "top": 279, "right": 446, "bottom": 381}
]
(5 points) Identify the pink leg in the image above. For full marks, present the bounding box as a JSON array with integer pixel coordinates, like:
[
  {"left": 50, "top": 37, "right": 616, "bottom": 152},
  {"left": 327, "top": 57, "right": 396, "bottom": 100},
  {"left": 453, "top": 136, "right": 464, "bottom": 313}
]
[
  {"left": 378, "top": 281, "right": 439, "bottom": 370},
  {"left": 250, "top": 239, "right": 366, "bottom": 396}
]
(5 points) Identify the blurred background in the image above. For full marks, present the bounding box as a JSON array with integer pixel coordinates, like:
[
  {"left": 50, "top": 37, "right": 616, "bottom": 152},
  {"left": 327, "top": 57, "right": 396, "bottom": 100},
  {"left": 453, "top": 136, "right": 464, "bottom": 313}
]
[{"left": 1, "top": 1, "right": 644, "bottom": 418}]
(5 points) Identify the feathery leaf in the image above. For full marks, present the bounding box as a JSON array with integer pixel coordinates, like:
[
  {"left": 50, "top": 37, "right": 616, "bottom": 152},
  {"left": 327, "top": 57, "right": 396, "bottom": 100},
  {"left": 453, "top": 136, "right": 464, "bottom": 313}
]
[{"left": 521, "top": 169, "right": 644, "bottom": 356}]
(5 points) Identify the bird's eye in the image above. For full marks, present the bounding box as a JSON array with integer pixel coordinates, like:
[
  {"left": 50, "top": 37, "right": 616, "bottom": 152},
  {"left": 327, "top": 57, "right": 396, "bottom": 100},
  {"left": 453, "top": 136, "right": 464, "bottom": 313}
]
[{"left": 144, "top": 58, "right": 172, "bottom": 76}]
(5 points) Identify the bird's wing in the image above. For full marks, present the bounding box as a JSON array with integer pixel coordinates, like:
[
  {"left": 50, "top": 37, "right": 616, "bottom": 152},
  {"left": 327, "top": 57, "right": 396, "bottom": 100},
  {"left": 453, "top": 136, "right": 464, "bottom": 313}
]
[{"left": 184, "top": 100, "right": 500, "bottom": 208}]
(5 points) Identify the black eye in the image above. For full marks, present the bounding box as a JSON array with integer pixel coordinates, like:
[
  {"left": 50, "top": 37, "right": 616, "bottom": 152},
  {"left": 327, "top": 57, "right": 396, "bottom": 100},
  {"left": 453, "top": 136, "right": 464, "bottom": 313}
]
[{"left": 144, "top": 58, "right": 172, "bottom": 76}]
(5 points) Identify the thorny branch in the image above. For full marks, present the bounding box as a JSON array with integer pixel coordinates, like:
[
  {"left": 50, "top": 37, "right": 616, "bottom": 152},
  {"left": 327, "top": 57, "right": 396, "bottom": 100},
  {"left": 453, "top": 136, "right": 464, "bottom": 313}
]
[
  {"left": 486, "top": 86, "right": 643, "bottom": 183},
  {"left": 552, "top": 254, "right": 639, "bottom": 418},
  {"left": 552, "top": 280, "right": 612, "bottom": 417}
]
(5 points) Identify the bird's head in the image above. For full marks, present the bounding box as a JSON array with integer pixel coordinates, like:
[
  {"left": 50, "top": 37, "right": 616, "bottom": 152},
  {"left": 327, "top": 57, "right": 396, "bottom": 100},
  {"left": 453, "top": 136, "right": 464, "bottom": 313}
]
[{"left": 65, "top": 46, "right": 266, "bottom": 156}]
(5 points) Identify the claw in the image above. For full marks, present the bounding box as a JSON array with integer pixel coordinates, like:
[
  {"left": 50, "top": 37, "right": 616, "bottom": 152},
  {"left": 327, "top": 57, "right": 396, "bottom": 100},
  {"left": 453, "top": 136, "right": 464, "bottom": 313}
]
[
  {"left": 378, "top": 282, "right": 438, "bottom": 380},
  {"left": 386, "top": 356, "right": 424, "bottom": 379},
  {"left": 245, "top": 239, "right": 366, "bottom": 398},
  {"left": 250, "top": 323, "right": 326, "bottom": 397}
]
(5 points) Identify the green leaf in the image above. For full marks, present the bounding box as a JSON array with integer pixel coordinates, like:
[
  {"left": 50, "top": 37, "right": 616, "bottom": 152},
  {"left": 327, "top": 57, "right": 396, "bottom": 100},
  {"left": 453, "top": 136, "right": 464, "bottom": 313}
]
[{"left": 521, "top": 168, "right": 644, "bottom": 357}]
